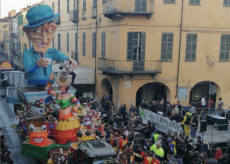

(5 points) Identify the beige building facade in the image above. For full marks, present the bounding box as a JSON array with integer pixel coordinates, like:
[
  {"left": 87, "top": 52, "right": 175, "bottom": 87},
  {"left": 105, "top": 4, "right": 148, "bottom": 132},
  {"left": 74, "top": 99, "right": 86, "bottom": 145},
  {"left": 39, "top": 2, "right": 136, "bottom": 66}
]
[{"left": 40, "top": 0, "right": 230, "bottom": 110}]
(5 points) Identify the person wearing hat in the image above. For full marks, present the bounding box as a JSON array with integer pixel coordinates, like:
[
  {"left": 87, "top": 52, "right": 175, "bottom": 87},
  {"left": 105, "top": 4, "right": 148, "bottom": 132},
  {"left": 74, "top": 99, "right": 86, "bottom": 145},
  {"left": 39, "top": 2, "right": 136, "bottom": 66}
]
[
  {"left": 45, "top": 71, "right": 80, "bottom": 144},
  {"left": 22, "top": 4, "right": 78, "bottom": 88}
]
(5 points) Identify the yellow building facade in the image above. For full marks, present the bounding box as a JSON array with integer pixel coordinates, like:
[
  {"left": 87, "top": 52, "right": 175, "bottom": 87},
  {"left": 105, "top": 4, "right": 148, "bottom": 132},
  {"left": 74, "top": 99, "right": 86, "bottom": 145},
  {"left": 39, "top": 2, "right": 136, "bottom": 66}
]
[{"left": 43, "top": 0, "right": 230, "bottom": 110}]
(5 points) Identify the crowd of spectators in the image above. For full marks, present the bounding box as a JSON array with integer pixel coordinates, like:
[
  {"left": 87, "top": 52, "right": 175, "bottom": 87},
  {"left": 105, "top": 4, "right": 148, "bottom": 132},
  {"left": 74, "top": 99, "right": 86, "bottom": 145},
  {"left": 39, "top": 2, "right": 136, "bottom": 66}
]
[
  {"left": 0, "top": 128, "right": 14, "bottom": 164},
  {"left": 96, "top": 96, "right": 230, "bottom": 164}
]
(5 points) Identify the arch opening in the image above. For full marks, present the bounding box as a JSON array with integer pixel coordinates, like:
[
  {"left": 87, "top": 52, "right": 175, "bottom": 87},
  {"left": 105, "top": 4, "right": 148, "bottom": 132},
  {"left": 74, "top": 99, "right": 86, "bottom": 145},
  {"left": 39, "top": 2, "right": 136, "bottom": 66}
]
[
  {"left": 100, "top": 78, "right": 113, "bottom": 102},
  {"left": 190, "top": 81, "right": 221, "bottom": 108},
  {"left": 136, "top": 82, "right": 170, "bottom": 107}
]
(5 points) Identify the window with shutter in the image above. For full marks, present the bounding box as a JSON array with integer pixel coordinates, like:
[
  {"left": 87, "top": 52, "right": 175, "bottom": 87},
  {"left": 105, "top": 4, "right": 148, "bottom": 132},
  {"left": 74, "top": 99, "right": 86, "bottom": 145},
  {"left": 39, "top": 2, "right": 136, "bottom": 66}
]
[
  {"left": 58, "top": 33, "right": 61, "bottom": 50},
  {"left": 219, "top": 35, "right": 230, "bottom": 61},
  {"left": 67, "top": 33, "right": 69, "bottom": 52},
  {"left": 58, "top": 0, "right": 60, "bottom": 13},
  {"left": 52, "top": 38, "right": 54, "bottom": 49},
  {"left": 135, "top": 0, "right": 147, "bottom": 12},
  {"left": 75, "top": 33, "right": 78, "bottom": 52},
  {"left": 82, "top": 32, "right": 86, "bottom": 56},
  {"left": 127, "top": 32, "right": 134, "bottom": 61},
  {"left": 18, "top": 15, "right": 23, "bottom": 26},
  {"left": 93, "top": 0, "right": 97, "bottom": 6},
  {"left": 83, "top": 0, "right": 86, "bottom": 9},
  {"left": 92, "top": 32, "right": 96, "bottom": 57},
  {"left": 189, "top": 0, "right": 200, "bottom": 5},
  {"left": 161, "top": 33, "right": 173, "bottom": 61},
  {"left": 73, "top": 0, "right": 75, "bottom": 10},
  {"left": 101, "top": 32, "right": 106, "bottom": 58},
  {"left": 185, "top": 34, "right": 197, "bottom": 61},
  {"left": 67, "top": 0, "right": 69, "bottom": 13},
  {"left": 58, "top": 0, "right": 61, "bottom": 22},
  {"left": 52, "top": 2, "right": 54, "bottom": 12},
  {"left": 164, "top": 0, "right": 175, "bottom": 3},
  {"left": 141, "top": 32, "right": 146, "bottom": 60},
  {"left": 224, "top": 0, "right": 230, "bottom": 6}
]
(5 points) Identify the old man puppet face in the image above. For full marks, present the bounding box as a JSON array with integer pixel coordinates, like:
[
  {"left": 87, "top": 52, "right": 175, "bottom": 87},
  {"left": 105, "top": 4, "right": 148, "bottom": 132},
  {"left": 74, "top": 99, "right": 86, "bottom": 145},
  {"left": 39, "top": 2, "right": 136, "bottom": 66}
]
[{"left": 23, "top": 21, "right": 57, "bottom": 54}]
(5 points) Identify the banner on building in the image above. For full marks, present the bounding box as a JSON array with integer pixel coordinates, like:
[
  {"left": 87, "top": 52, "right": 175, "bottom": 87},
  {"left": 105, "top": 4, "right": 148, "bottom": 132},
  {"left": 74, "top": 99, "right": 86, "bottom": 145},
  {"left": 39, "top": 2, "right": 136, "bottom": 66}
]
[
  {"left": 178, "top": 87, "right": 188, "bottom": 102},
  {"left": 139, "top": 109, "right": 184, "bottom": 134}
]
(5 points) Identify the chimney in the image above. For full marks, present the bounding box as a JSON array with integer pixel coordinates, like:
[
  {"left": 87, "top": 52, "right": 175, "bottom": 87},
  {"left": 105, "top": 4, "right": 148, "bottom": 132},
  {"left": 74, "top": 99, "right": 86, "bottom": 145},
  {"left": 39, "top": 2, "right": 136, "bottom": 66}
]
[{"left": 8, "top": 10, "right": 16, "bottom": 17}]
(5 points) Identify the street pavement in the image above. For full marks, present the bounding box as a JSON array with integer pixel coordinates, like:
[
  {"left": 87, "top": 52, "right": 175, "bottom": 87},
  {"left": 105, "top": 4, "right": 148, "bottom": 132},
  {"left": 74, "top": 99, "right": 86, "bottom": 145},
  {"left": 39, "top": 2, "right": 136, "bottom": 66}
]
[{"left": 0, "top": 97, "right": 39, "bottom": 164}]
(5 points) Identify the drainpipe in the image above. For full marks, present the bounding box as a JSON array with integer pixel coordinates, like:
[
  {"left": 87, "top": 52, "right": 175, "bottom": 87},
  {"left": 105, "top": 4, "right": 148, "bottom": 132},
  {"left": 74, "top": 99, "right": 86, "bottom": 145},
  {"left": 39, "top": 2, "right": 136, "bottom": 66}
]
[
  {"left": 175, "top": 0, "right": 184, "bottom": 98},
  {"left": 94, "top": 0, "right": 98, "bottom": 98}
]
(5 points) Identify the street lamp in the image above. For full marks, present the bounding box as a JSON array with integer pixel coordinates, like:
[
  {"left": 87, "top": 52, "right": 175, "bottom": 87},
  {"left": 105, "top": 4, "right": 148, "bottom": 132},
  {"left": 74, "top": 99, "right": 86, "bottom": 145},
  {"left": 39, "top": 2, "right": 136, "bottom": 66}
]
[{"left": 207, "top": 55, "right": 215, "bottom": 67}]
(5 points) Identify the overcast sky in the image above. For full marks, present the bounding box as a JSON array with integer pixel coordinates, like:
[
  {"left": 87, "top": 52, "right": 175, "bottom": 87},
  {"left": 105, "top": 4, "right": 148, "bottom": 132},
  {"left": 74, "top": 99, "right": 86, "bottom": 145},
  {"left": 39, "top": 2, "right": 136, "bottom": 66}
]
[{"left": 0, "top": 0, "right": 42, "bottom": 18}]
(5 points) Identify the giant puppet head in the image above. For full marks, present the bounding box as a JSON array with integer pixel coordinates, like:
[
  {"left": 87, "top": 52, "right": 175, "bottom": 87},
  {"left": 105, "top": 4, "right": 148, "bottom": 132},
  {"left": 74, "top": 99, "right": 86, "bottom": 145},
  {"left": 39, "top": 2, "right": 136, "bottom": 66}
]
[{"left": 23, "top": 5, "right": 59, "bottom": 53}]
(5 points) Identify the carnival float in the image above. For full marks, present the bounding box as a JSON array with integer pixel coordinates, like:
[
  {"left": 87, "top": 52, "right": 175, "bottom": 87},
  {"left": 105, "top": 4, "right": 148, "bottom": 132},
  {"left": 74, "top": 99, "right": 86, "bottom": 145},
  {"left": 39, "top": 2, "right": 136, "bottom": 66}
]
[{"left": 4, "top": 4, "right": 118, "bottom": 164}]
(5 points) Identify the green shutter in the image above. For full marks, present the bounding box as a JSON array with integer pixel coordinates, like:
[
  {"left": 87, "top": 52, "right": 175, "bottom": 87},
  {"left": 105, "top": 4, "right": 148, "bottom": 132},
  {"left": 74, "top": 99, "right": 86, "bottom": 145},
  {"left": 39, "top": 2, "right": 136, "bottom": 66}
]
[
  {"left": 164, "top": 0, "right": 175, "bottom": 3},
  {"left": 67, "top": 33, "right": 69, "bottom": 52},
  {"left": 83, "top": 0, "right": 86, "bottom": 9},
  {"left": 141, "top": 32, "right": 146, "bottom": 60},
  {"left": 219, "top": 35, "right": 230, "bottom": 61},
  {"left": 185, "top": 34, "right": 197, "bottom": 61},
  {"left": 135, "top": 0, "right": 141, "bottom": 12},
  {"left": 82, "top": 32, "right": 85, "bottom": 56},
  {"left": 189, "top": 0, "right": 200, "bottom": 5},
  {"left": 92, "top": 32, "right": 96, "bottom": 57},
  {"left": 127, "top": 32, "right": 134, "bottom": 61},
  {"left": 161, "top": 33, "right": 173, "bottom": 61},
  {"left": 52, "top": 2, "right": 54, "bottom": 11},
  {"left": 58, "top": 33, "right": 61, "bottom": 50},
  {"left": 67, "top": 0, "right": 69, "bottom": 13},
  {"left": 101, "top": 32, "right": 105, "bottom": 58},
  {"left": 141, "top": 0, "right": 147, "bottom": 12},
  {"left": 224, "top": 0, "right": 229, "bottom": 6},
  {"left": 93, "top": 0, "right": 96, "bottom": 6},
  {"left": 18, "top": 15, "right": 23, "bottom": 26},
  {"left": 73, "top": 0, "right": 75, "bottom": 10},
  {"left": 135, "top": 0, "right": 147, "bottom": 12}
]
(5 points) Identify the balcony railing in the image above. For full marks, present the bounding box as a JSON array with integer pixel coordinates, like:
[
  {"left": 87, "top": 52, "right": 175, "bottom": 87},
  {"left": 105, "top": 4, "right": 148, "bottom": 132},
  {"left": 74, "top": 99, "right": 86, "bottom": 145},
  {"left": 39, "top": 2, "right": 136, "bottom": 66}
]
[
  {"left": 103, "top": 0, "right": 154, "bottom": 19},
  {"left": 69, "top": 10, "right": 78, "bottom": 22},
  {"left": 98, "top": 58, "right": 161, "bottom": 74}
]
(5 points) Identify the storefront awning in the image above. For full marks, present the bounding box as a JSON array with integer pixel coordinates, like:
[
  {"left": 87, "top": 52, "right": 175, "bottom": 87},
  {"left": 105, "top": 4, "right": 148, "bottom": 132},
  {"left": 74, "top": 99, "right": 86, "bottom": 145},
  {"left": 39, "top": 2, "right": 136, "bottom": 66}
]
[{"left": 52, "top": 64, "right": 95, "bottom": 84}]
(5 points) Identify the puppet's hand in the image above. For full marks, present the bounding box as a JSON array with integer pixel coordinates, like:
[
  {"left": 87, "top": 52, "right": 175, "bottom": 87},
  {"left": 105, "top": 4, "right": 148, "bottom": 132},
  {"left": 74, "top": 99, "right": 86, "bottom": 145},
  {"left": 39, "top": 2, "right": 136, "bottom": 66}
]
[
  {"left": 36, "top": 58, "right": 49, "bottom": 68},
  {"left": 68, "top": 58, "right": 78, "bottom": 69},
  {"left": 49, "top": 72, "right": 54, "bottom": 80}
]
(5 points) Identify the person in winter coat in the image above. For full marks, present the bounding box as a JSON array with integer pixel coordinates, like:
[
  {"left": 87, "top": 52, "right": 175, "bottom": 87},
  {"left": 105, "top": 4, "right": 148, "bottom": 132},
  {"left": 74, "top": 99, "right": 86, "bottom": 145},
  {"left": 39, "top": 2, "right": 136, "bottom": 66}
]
[
  {"left": 163, "top": 153, "right": 174, "bottom": 164},
  {"left": 171, "top": 154, "right": 183, "bottom": 164},
  {"left": 215, "top": 147, "right": 222, "bottom": 160},
  {"left": 218, "top": 153, "right": 230, "bottom": 164},
  {"left": 217, "top": 98, "right": 224, "bottom": 116}
]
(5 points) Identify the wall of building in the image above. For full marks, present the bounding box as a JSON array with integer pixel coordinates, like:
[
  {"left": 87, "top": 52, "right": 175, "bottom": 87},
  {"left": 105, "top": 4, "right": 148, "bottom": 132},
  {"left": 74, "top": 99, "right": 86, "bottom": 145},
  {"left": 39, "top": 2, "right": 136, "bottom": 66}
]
[{"left": 38, "top": 0, "right": 230, "bottom": 110}]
